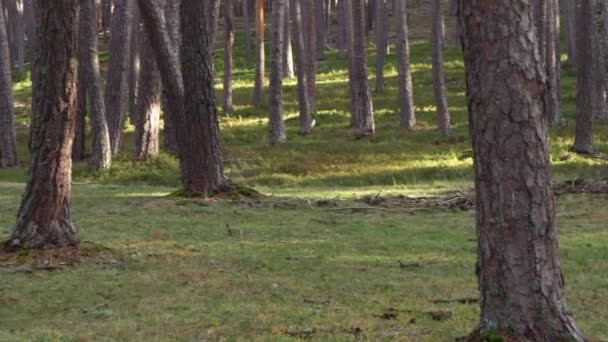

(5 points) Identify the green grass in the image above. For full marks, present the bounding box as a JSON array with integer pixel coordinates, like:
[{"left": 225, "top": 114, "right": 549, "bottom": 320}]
[{"left": 1, "top": 26, "right": 608, "bottom": 341}]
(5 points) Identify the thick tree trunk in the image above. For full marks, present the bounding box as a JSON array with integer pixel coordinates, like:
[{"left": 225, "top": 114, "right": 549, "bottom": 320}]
[
  {"left": 315, "top": 0, "right": 326, "bottom": 60},
  {"left": 346, "top": 0, "right": 375, "bottom": 137},
  {"left": 291, "top": 0, "right": 313, "bottom": 135},
  {"left": 460, "top": 1, "right": 585, "bottom": 340},
  {"left": 375, "top": 0, "right": 387, "bottom": 94},
  {"left": 81, "top": 0, "right": 112, "bottom": 172},
  {"left": 302, "top": 0, "right": 317, "bottom": 114},
  {"left": 105, "top": 0, "right": 134, "bottom": 156},
  {"left": 574, "top": 0, "right": 594, "bottom": 155},
  {"left": 281, "top": 0, "right": 294, "bottom": 79},
  {"left": 0, "top": 5, "right": 18, "bottom": 167},
  {"left": 268, "top": 0, "right": 286, "bottom": 145},
  {"left": 395, "top": 0, "right": 415, "bottom": 130},
  {"left": 161, "top": 0, "right": 179, "bottom": 153},
  {"left": 133, "top": 25, "right": 161, "bottom": 161},
  {"left": 6, "top": 0, "right": 80, "bottom": 251},
  {"left": 223, "top": 0, "right": 234, "bottom": 113},
  {"left": 253, "top": 0, "right": 265, "bottom": 107},
  {"left": 430, "top": 0, "right": 450, "bottom": 136}
]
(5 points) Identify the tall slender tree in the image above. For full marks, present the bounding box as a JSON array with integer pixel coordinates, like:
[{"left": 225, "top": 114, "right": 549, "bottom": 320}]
[
  {"left": 0, "top": 4, "right": 18, "bottom": 167},
  {"left": 162, "top": 0, "right": 180, "bottom": 153},
  {"left": 574, "top": 0, "right": 594, "bottom": 154},
  {"left": 6, "top": 0, "right": 80, "bottom": 251},
  {"left": 315, "top": 0, "right": 326, "bottom": 60},
  {"left": 81, "top": 0, "right": 112, "bottom": 172},
  {"left": 302, "top": 0, "right": 317, "bottom": 114},
  {"left": 268, "top": 0, "right": 286, "bottom": 144},
  {"left": 243, "top": 0, "right": 252, "bottom": 61},
  {"left": 223, "top": 0, "right": 235, "bottom": 113},
  {"left": 430, "top": 0, "right": 450, "bottom": 136},
  {"left": 395, "top": 0, "right": 415, "bottom": 130},
  {"left": 281, "top": 0, "right": 294, "bottom": 79},
  {"left": 375, "top": 0, "right": 387, "bottom": 93},
  {"left": 253, "top": 0, "right": 265, "bottom": 107},
  {"left": 461, "top": 0, "right": 585, "bottom": 340},
  {"left": 291, "top": 0, "right": 313, "bottom": 135}
]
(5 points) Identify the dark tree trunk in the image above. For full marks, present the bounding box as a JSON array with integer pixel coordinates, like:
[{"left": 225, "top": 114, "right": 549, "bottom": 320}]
[
  {"left": 574, "top": 0, "right": 594, "bottom": 154},
  {"left": 6, "top": 0, "right": 80, "bottom": 251},
  {"left": 206, "top": 0, "right": 222, "bottom": 50},
  {"left": 302, "top": 0, "right": 317, "bottom": 114},
  {"left": 253, "top": 0, "right": 265, "bottom": 107},
  {"left": 81, "top": 0, "right": 112, "bottom": 172},
  {"left": 291, "top": 0, "right": 313, "bottom": 135},
  {"left": 133, "top": 24, "right": 161, "bottom": 161},
  {"left": 161, "top": 0, "right": 179, "bottom": 153},
  {"left": 102, "top": 0, "right": 112, "bottom": 37},
  {"left": 268, "top": 0, "right": 286, "bottom": 145},
  {"left": 346, "top": 0, "right": 375, "bottom": 137},
  {"left": 374, "top": 0, "right": 387, "bottom": 93},
  {"left": 591, "top": 0, "right": 608, "bottom": 122},
  {"left": 315, "top": 0, "right": 326, "bottom": 60},
  {"left": 337, "top": 0, "right": 347, "bottom": 58},
  {"left": 105, "top": 0, "right": 134, "bottom": 156},
  {"left": 223, "top": 0, "right": 235, "bottom": 113},
  {"left": 243, "top": 0, "right": 252, "bottom": 61},
  {"left": 0, "top": 5, "right": 18, "bottom": 167},
  {"left": 430, "top": 0, "right": 450, "bottom": 136},
  {"left": 460, "top": 1, "right": 585, "bottom": 340},
  {"left": 128, "top": 5, "right": 141, "bottom": 127},
  {"left": 137, "top": 0, "right": 229, "bottom": 194},
  {"left": 395, "top": 0, "right": 415, "bottom": 130},
  {"left": 281, "top": 0, "right": 294, "bottom": 79},
  {"left": 564, "top": 0, "right": 576, "bottom": 67},
  {"left": 8, "top": 0, "right": 25, "bottom": 73}
]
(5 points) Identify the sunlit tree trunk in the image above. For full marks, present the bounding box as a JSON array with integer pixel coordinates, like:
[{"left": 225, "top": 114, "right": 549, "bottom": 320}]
[
  {"left": 395, "top": 0, "right": 415, "bottom": 130},
  {"left": 6, "top": 0, "right": 80, "bottom": 251},
  {"left": 430, "top": 0, "right": 450, "bottom": 136},
  {"left": 281, "top": 0, "right": 294, "bottom": 79},
  {"left": 253, "top": 0, "right": 265, "bottom": 107},
  {"left": 291, "top": 0, "right": 313, "bottom": 135},
  {"left": 375, "top": 0, "right": 387, "bottom": 93},
  {"left": 268, "top": 0, "right": 286, "bottom": 145},
  {"left": 574, "top": 0, "right": 594, "bottom": 155}
]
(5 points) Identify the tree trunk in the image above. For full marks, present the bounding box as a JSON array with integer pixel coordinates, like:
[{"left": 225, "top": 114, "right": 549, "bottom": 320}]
[
  {"left": 430, "top": 0, "right": 450, "bottom": 136},
  {"left": 5, "top": 0, "right": 80, "bottom": 251},
  {"left": 161, "top": 0, "right": 179, "bottom": 153},
  {"left": 546, "top": 0, "right": 561, "bottom": 125},
  {"left": 268, "top": 0, "right": 286, "bottom": 145},
  {"left": 315, "top": 0, "right": 326, "bottom": 60},
  {"left": 128, "top": 4, "right": 141, "bottom": 128},
  {"left": 346, "top": 0, "right": 375, "bottom": 137},
  {"left": 375, "top": 0, "right": 387, "bottom": 93},
  {"left": 564, "top": 0, "right": 577, "bottom": 67},
  {"left": 105, "top": 0, "right": 134, "bottom": 156},
  {"left": 460, "top": 1, "right": 585, "bottom": 340},
  {"left": 9, "top": 0, "right": 25, "bottom": 73},
  {"left": 395, "top": 0, "right": 415, "bottom": 130},
  {"left": 206, "top": 0, "right": 222, "bottom": 51},
  {"left": 81, "top": 0, "right": 112, "bottom": 172},
  {"left": 302, "top": 0, "right": 317, "bottom": 114},
  {"left": 72, "top": 45, "right": 88, "bottom": 162},
  {"left": 0, "top": 4, "right": 18, "bottom": 167},
  {"left": 243, "top": 0, "right": 252, "bottom": 61},
  {"left": 133, "top": 24, "right": 161, "bottom": 161},
  {"left": 574, "top": 0, "right": 594, "bottom": 155},
  {"left": 102, "top": 0, "right": 112, "bottom": 37},
  {"left": 291, "top": 0, "right": 313, "bottom": 135},
  {"left": 337, "top": 0, "right": 347, "bottom": 58},
  {"left": 223, "top": 0, "right": 234, "bottom": 113},
  {"left": 591, "top": 0, "right": 608, "bottom": 122},
  {"left": 253, "top": 0, "right": 265, "bottom": 107},
  {"left": 281, "top": 0, "right": 294, "bottom": 79}
]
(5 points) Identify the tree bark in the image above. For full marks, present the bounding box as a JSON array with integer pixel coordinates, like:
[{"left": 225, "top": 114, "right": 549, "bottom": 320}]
[
  {"left": 133, "top": 23, "right": 161, "bottom": 161},
  {"left": 102, "top": 0, "right": 112, "bottom": 37},
  {"left": 161, "top": 0, "right": 179, "bottom": 153},
  {"left": 574, "top": 0, "right": 594, "bottom": 155},
  {"left": 591, "top": 0, "right": 608, "bottom": 122},
  {"left": 346, "top": 0, "right": 375, "bottom": 137},
  {"left": 395, "top": 0, "right": 415, "bottom": 130},
  {"left": 253, "top": 0, "right": 265, "bottom": 107},
  {"left": 0, "top": 4, "right": 18, "bottom": 167},
  {"left": 281, "top": 0, "right": 294, "bottom": 79},
  {"left": 243, "top": 0, "right": 252, "bottom": 61},
  {"left": 291, "top": 0, "right": 313, "bottom": 135},
  {"left": 460, "top": 1, "right": 585, "bottom": 340},
  {"left": 337, "top": 0, "right": 347, "bottom": 58},
  {"left": 564, "top": 0, "right": 577, "bottom": 67},
  {"left": 302, "top": 0, "right": 317, "bottom": 114},
  {"left": 128, "top": 5, "right": 141, "bottom": 127},
  {"left": 315, "top": 0, "right": 326, "bottom": 60},
  {"left": 72, "top": 41, "right": 88, "bottom": 162},
  {"left": 375, "top": 0, "right": 387, "bottom": 93},
  {"left": 223, "top": 0, "right": 235, "bottom": 113},
  {"left": 268, "top": 0, "right": 286, "bottom": 145},
  {"left": 105, "top": 0, "right": 134, "bottom": 156},
  {"left": 6, "top": 0, "right": 80, "bottom": 251},
  {"left": 430, "top": 0, "right": 450, "bottom": 136},
  {"left": 546, "top": 0, "right": 561, "bottom": 125},
  {"left": 81, "top": 0, "right": 112, "bottom": 172}
]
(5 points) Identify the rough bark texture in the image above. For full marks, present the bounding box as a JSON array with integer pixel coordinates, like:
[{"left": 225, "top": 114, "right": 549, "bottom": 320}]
[
  {"left": 281, "top": 0, "right": 294, "bottom": 79},
  {"left": 133, "top": 24, "right": 161, "bottom": 161},
  {"left": 161, "top": 0, "right": 179, "bottom": 153},
  {"left": 81, "top": 0, "right": 112, "bottom": 172},
  {"left": 253, "top": 0, "right": 265, "bottom": 107},
  {"left": 105, "top": 0, "right": 134, "bottom": 156},
  {"left": 268, "top": 0, "right": 286, "bottom": 145},
  {"left": 346, "top": 0, "right": 375, "bottom": 137},
  {"left": 0, "top": 4, "right": 18, "bottom": 168},
  {"left": 374, "top": 0, "right": 387, "bottom": 93},
  {"left": 574, "top": 0, "right": 594, "bottom": 155},
  {"left": 291, "top": 0, "right": 313, "bottom": 135},
  {"left": 431, "top": 0, "right": 450, "bottom": 136},
  {"left": 460, "top": 1, "right": 585, "bottom": 340},
  {"left": 223, "top": 0, "right": 234, "bottom": 113},
  {"left": 6, "top": 0, "right": 80, "bottom": 251},
  {"left": 395, "top": 0, "right": 416, "bottom": 130}
]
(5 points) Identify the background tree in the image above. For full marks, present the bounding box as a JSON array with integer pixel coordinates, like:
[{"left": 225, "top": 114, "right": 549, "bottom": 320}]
[
  {"left": 253, "top": 0, "right": 265, "bottom": 107},
  {"left": 161, "top": 0, "right": 180, "bottom": 153},
  {"left": 461, "top": 0, "right": 585, "bottom": 340},
  {"left": 315, "top": 0, "right": 326, "bottom": 60},
  {"left": 375, "top": 0, "right": 387, "bottom": 93},
  {"left": 223, "top": 0, "right": 235, "bottom": 113},
  {"left": 81, "top": 0, "right": 112, "bottom": 172},
  {"left": 430, "top": 0, "right": 450, "bottom": 136},
  {"left": 302, "top": 0, "right": 317, "bottom": 114},
  {"left": 291, "top": 0, "right": 313, "bottom": 135},
  {"left": 281, "top": 0, "right": 294, "bottom": 79},
  {"left": 268, "top": 0, "right": 286, "bottom": 145},
  {"left": 574, "top": 0, "right": 594, "bottom": 155},
  {"left": 395, "top": 0, "right": 415, "bottom": 130},
  {"left": 0, "top": 3, "right": 18, "bottom": 168},
  {"left": 6, "top": 0, "right": 80, "bottom": 251}
]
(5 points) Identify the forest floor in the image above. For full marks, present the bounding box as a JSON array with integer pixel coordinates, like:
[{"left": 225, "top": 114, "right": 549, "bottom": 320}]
[{"left": 1, "top": 18, "right": 608, "bottom": 342}]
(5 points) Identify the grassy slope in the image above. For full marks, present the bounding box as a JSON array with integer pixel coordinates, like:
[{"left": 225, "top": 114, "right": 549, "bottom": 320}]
[{"left": 1, "top": 29, "right": 607, "bottom": 341}]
